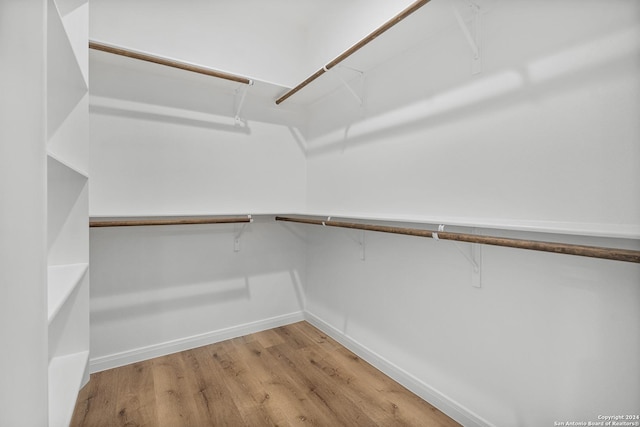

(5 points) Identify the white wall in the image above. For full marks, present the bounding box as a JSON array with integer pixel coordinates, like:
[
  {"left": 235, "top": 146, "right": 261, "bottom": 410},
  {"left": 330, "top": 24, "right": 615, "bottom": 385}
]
[
  {"left": 86, "top": 1, "right": 640, "bottom": 425},
  {"left": 88, "top": 40, "right": 308, "bottom": 369},
  {"left": 89, "top": 51, "right": 307, "bottom": 217},
  {"left": 302, "top": 226, "right": 640, "bottom": 426},
  {"left": 302, "top": 1, "right": 640, "bottom": 425},
  {"left": 304, "top": 0, "right": 416, "bottom": 74},
  {"left": 90, "top": 106, "right": 306, "bottom": 216},
  {"left": 89, "top": 0, "right": 308, "bottom": 86},
  {"left": 306, "top": 0, "right": 640, "bottom": 237},
  {"left": 90, "top": 217, "right": 305, "bottom": 370},
  {"left": 0, "top": 1, "right": 49, "bottom": 426}
]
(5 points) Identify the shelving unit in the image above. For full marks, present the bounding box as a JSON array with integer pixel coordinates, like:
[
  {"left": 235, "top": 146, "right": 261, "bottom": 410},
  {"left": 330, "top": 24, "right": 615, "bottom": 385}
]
[
  {"left": 47, "top": 264, "right": 89, "bottom": 323},
  {"left": 47, "top": 0, "right": 90, "bottom": 425},
  {"left": 276, "top": 215, "right": 640, "bottom": 264},
  {"left": 300, "top": 211, "right": 640, "bottom": 240},
  {"left": 48, "top": 351, "right": 90, "bottom": 427}
]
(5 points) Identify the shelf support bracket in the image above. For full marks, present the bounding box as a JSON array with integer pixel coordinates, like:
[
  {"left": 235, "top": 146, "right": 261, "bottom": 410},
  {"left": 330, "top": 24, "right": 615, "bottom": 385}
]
[
  {"left": 452, "top": 1, "right": 482, "bottom": 74},
  {"left": 322, "top": 216, "right": 365, "bottom": 261},
  {"left": 324, "top": 65, "right": 365, "bottom": 106},
  {"left": 471, "top": 241, "right": 482, "bottom": 288},
  {"left": 434, "top": 224, "right": 482, "bottom": 287},
  {"left": 359, "top": 229, "right": 366, "bottom": 261},
  {"left": 234, "top": 80, "right": 254, "bottom": 123},
  {"left": 234, "top": 215, "right": 253, "bottom": 252},
  {"left": 453, "top": 242, "right": 482, "bottom": 288}
]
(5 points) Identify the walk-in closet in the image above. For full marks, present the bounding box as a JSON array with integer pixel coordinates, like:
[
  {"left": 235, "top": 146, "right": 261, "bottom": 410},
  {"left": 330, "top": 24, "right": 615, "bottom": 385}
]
[{"left": 1, "top": 0, "right": 639, "bottom": 426}]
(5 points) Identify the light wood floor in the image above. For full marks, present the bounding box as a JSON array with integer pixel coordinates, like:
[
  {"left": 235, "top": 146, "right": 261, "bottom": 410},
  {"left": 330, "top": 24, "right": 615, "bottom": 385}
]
[{"left": 70, "top": 321, "right": 460, "bottom": 426}]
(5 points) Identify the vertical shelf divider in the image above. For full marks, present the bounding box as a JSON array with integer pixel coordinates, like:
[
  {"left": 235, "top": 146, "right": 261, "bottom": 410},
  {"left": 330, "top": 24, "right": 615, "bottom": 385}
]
[{"left": 46, "top": 0, "right": 90, "bottom": 425}]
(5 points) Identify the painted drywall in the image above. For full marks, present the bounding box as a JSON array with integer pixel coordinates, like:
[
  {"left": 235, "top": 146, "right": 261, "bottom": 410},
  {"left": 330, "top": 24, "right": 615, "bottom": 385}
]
[
  {"left": 301, "top": 1, "right": 640, "bottom": 425},
  {"left": 89, "top": 50, "right": 307, "bottom": 217},
  {"left": 90, "top": 107, "right": 307, "bottom": 216},
  {"left": 302, "top": 225, "right": 640, "bottom": 426},
  {"left": 88, "top": 45, "right": 308, "bottom": 368},
  {"left": 85, "top": 0, "right": 640, "bottom": 424},
  {"left": 306, "top": 0, "right": 640, "bottom": 237},
  {"left": 89, "top": 218, "right": 306, "bottom": 370},
  {"left": 89, "top": 0, "right": 310, "bottom": 87},
  {"left": 0, "top": 1, "right": 49, "bottom": 426},
  {"left": 303, "top": 0, "right": 417, "bottom": 75}
]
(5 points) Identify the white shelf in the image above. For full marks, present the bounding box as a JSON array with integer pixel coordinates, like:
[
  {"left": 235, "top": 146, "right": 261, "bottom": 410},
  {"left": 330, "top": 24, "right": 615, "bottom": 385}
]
[
  {"left": 89, "top": 211, "right": 279, "bottom": 220},
  {"left": 88, "top": 210, "right": 640, "bottom": 239},
  {"left": 47, "top": 0, "right": 88, "bottom": 140},
  {"left": 40, "top": 0, "right": 89, "bottom": 425},
  {"left": 48, "top": 263, "right": 88, "bottom": 324},
  {"left": 299, "top": 211, "right": 640, "bottom": 240},
  {"left": 47, "top": 151, "right": 88, "bottom": 179},
  {"left": 48, "top": 155, "right": 89, "bottom": 266},
  {"left": 48, "top": 93, "right": 89, "bottom": 176},
  {"left": 48, "top": 350, "right": 89, "bottom": 427},
  {"left": 55, "top": 0, "right": 87, "bottom": 19},
  {"left": 60, "top": 2, "right": 89, "bottom": 85},
  {"left": 89, "top": 49, "right": 288, "bottom": 102}
]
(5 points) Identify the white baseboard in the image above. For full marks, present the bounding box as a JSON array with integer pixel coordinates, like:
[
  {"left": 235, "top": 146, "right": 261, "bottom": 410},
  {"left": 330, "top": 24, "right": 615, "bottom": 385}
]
[
  {"left": 304, "top": 311, "right": 495, "bottom": 427},
  {"left": 89, "top": 311, "right": 305, "bottom": 373}
]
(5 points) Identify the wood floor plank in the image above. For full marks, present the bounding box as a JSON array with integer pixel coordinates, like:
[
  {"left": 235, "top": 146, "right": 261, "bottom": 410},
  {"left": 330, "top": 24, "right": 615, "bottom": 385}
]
[
  {"left": 70, "top": 368, "right": 119, "bottom": 427},
  {"left": 71, "top": 322, "right": 461, "bottom": 427},
  {"left": 299, "top": 345, "right": 450, "bottom": 426},
  {"left": 228, "top": 335, "right": 334, "bottom": 426},
  {"left": 330, "top": 346, "right": 460, "bottom": 427},
  {"left": 272, "top": 325, "right": 308, "bottom": 350},
  {"left": 266, "top": 340, "right": 377, "bottom": 426},
  {"left": 294, "top": 345, "right": 397, "bottom": 426},
  {"left": 289, "top": 321, "right": 341, "bottom": 352},
  {"left": 115, "top": 362, "right": 158, "bottom": 427},
  {"left": 284, "top": 324, "right": 457, "bottom": 426},
  {"left": 181, "top": 346, "right": 246, "bottom": 426},
  {"left": 253, "top": 327, "right": 287, "bottom": 349},
  {"left": 152, "top": 352, "right": 204, "bottom": 427},
  {"left": 209, "top": 343, "right": 286, "bottom": 426}
]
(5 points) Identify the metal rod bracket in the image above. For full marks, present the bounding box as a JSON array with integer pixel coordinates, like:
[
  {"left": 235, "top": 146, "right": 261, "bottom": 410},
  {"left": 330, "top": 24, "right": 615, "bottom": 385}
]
[
  {"left": 234, "top": 215, "right": 253, "bottom": 252},
  {"left": 235, "top": 81, "right": 254, "bottom": 123},
  {"left": 470, "top": 240, "right": 482, "bottom": 288},
  {"left": 454, "top": 228, "right": 483, "bottom": 288},
  {"left": 452, "top": 1, "right": 482, "bottom": 74},
  {"left": 437, "top": 224, "right": 482, "bottom": 287},
  {"left": 324, "top": 65, "right": 365, "bottom": 106},
  {"left": 321, "top": 216, "right": 366, "bottom": 261}
]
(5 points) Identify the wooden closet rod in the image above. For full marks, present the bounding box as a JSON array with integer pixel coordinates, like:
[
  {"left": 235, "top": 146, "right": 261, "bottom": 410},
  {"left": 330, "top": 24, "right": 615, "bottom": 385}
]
[
  {"left": 275, "top": 216, "right": 640, "bottom": 264},
  {"left": 275, "top": 0, "right": 431, "bottom": 105},
  {"left": 90, "top": 216, "right": 252, "bottom": 228},
  {"left": 89, "top": 40, "right": 252, "bottom": 85}
]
